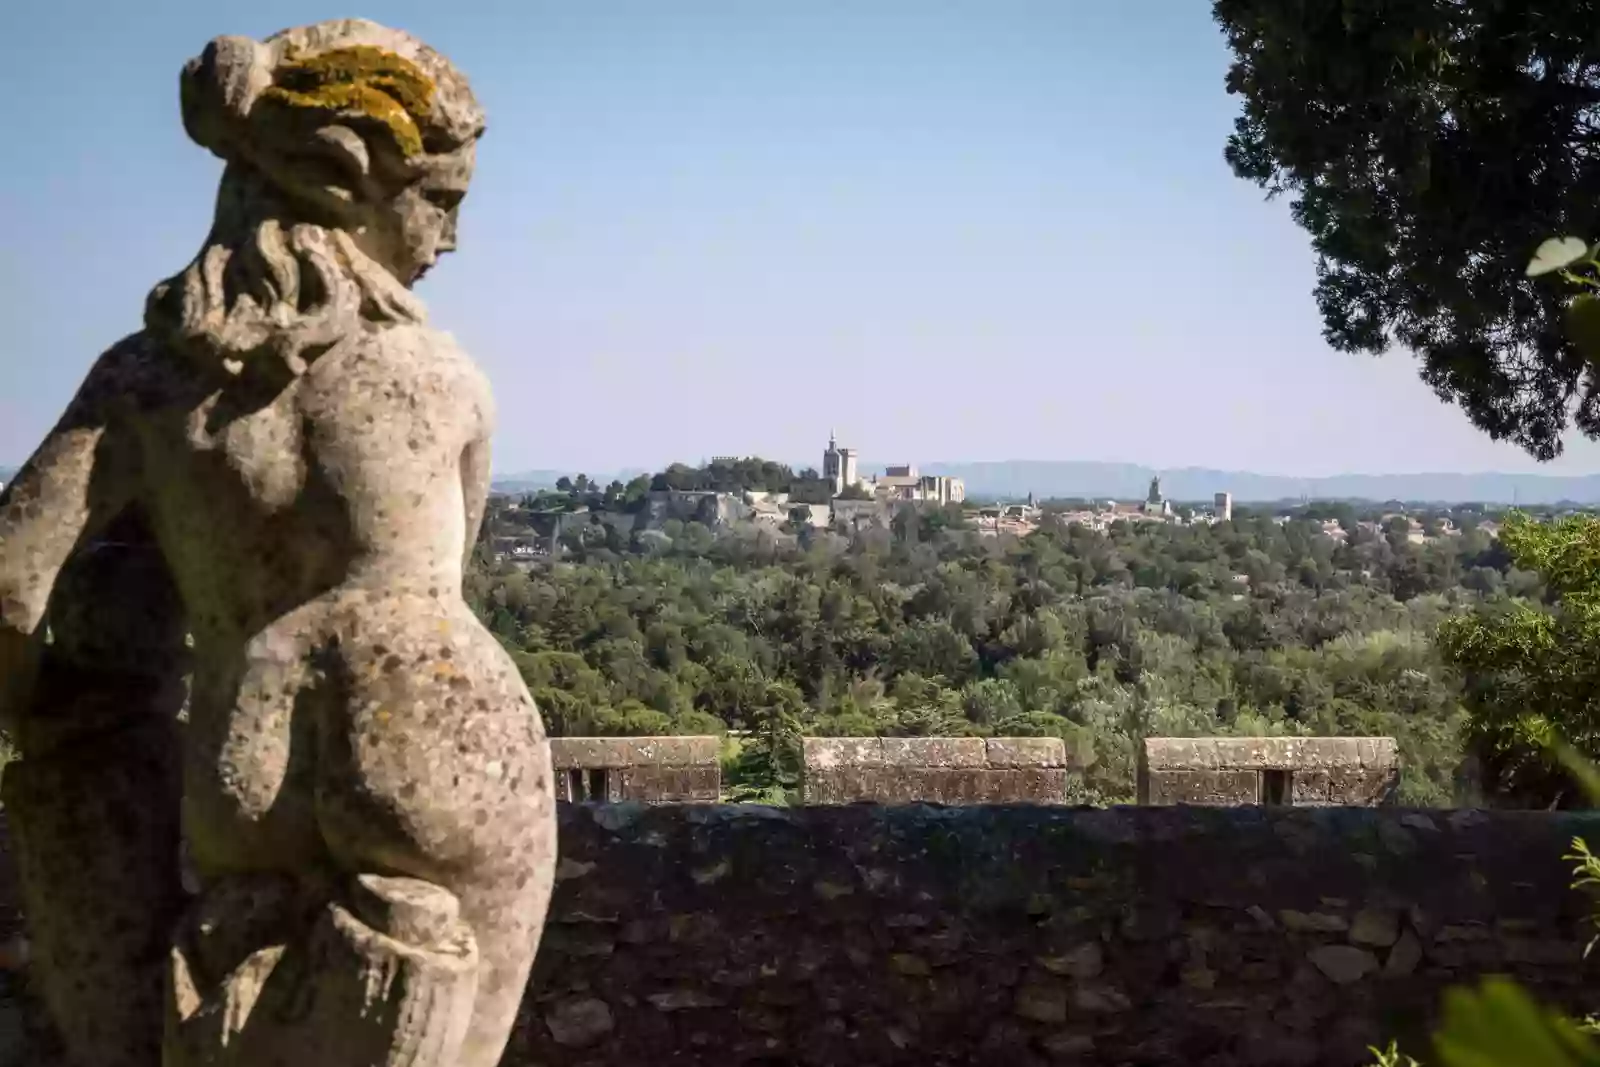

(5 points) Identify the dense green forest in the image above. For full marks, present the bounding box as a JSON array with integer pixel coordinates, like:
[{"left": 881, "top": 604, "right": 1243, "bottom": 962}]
[{"left": 466, "top": 474, "right": 1554, "bottom": 806}]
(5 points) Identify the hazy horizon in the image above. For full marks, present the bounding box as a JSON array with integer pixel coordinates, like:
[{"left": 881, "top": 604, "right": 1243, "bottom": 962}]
[
  {"left": 492, "top": 456, "right": 1600, "bottom": 480},
  {"left": 10, "top": 3, "right": 1600, "bottom": 477},
  {"left": 486, "top": 457, "right": 1600, "bottom": 506}
]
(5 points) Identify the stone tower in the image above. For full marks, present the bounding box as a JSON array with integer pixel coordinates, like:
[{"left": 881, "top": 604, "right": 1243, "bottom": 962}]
[
  {"left": 823, "top": 430, "right": 843, "bottom": 495},
  {"left": 822, "top": 430, "right": 857, "bottom": 496}
]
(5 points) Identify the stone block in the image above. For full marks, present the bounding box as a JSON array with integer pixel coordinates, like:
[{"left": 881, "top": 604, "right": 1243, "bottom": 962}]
[
  {"left": 984, "top": 737, "right": 1068, "bottom": 769},
  {"left": 800, "top": 738, "right": 1073, "bottom": 804},
  {"left": 1140, "top": 769, "right": 1263, "bottom": 806},
  {"left": 1137, "top": 737, "right": 1399, "bottom": 807},
  {"left": 552, "top": 737, "right": 721, "bottom": 803},
  {"left": 550, "top": 736, "right": 720, "bottom": 769},
  {"left": 880, "top": 737, "right": 987, "bottom": 769},
  {"left": 801, "top": 737, "right": 886, "bottom": 770}
]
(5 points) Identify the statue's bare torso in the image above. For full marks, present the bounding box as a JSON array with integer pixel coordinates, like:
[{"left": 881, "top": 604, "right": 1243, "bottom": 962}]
[
  {"left": 0, "top": 21, "right": 554, "bottom": 1066},
  {"left": 94, "top": 325, "right": 547, "bottom": 878},
  {"left": 53, "top": 321, "right": 555, "bottom": 1067}
]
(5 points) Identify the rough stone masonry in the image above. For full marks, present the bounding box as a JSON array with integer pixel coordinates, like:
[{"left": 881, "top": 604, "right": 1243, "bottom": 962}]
[
  {"left": 1139, "top": 736, "right": 1400, "bottom": 807},
  {"left": 517, "top": 803, "right": 1600, "bottom": 1066},
  {"left": 802, "top": 736, "right": 1071, "bottom": 804},
  {"left": 9, "top": 804, "right": 1592, "bottom": 1067},
  {"left": 551, "top": 736, "right": 721, "bottom": 802}
]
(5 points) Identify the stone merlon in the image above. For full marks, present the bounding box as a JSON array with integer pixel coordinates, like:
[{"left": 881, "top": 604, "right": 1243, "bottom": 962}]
[
  {"left": 801, "top": 737, "right": 1071, "bottom": 805},
  {"left": 550, "top": 736, "right": 721, "bottom": 769},
  {"left": 1138, "top": 736, "right": 1400, "bottom": 807},
  {"left": 802, "top": 736, "right": 1068, "bottom": 770},
  {"left": 1140, "top": 736, "right": 1398, "bottom": 772}
]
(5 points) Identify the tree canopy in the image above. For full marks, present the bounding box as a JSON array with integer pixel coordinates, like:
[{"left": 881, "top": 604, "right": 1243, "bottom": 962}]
[
  {"left": 1214, "top": 0, "right": 1600, "bottom": 458},
  {"left": 471, "top": 480, "right": 1564, "bottom": 806},
  {"left": 1436, "top": 510, "right": 1600, "bottom": 808}
]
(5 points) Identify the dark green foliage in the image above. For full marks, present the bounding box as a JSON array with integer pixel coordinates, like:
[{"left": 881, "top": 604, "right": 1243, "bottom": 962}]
[
  {"left": 1437, "top": 511, "right": 1600, "bottom": 808},
  {"left": 467, "top": 477, "right": 1575, "bottom": 806},
  {"left": 725, "top": 682, "right": 806, "bottom": 804},
  {"left": 1214, "top": 0, "right": 1600, "bottom": 458}
]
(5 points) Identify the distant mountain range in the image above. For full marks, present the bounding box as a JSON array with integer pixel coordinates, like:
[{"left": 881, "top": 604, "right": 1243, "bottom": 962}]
[
  {"left": 9, "top": 461, "right": 1600, "bottom": 505},
  {"left": 914, "top": 461, "right": 1600, "bottom": 505},
  {"left": 493, "top": 460, "right": 1600, "bottom": 504},
  {"left": 491, "top": 468, "right": 651, "bottom": 493}
]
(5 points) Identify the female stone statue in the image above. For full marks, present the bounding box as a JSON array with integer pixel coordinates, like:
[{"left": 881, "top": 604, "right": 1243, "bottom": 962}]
[{"left": 0, "top": 19, "right": 555, "bottom": 1067}]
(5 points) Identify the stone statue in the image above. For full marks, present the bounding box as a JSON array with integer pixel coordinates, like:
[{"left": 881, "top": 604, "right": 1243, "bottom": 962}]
[
  {"left": 3, "top": 511, "right": 188, "bottom": 1067},
  {"left": 0, "top": 19, "right": 556, "bottom": 1067}
]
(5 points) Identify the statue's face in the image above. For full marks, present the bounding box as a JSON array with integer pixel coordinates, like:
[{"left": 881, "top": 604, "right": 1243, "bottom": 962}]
[{"left": 356, "top": 139, "right": 477, "bottom": 286}]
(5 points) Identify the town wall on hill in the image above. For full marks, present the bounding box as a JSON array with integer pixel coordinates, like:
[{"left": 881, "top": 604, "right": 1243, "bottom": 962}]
[{"left": 7, "top": 804, "right": 1599, "bottom": 1067}]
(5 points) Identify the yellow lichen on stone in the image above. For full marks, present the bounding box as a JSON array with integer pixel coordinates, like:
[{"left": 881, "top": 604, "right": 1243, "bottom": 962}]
[{"left": 260, "top": 45, "right": 436, "bottom": 158}]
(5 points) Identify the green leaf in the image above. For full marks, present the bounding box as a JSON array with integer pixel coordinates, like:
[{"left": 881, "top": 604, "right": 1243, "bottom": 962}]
[
  {"left": 1569, "top": 295, "right": 1600, "bottom": 363},
  {"left": 1528, "top": 236, "right": 1590, "bottom": 277},
  {"left": 1433, "top": 978, "right": 1600, "bottom": 1067},
  {"left": 1553, "top": 740, "right": 1600, "bottom": 806}
]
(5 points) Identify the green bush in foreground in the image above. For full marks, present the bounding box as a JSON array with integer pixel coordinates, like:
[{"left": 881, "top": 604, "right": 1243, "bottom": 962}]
[
  {"left": 1435, "top": 507, "right": 1600, "bottom": 808},
  {"left": 1369, "top": 821, "right": 1600, "bottom": 1066},
  {"left": 1363, "top": 237, "right": 1600, "bottom": 1067}
]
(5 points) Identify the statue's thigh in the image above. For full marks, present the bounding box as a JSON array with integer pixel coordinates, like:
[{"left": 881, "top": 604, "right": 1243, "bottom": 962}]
[{"left": 309, "top": 626, "right": 557, "bottom": 1067}]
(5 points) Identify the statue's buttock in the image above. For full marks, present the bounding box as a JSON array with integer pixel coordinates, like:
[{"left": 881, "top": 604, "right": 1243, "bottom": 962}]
[{"left": 0, "top": 19, "right": 556, "bottom": 1067}]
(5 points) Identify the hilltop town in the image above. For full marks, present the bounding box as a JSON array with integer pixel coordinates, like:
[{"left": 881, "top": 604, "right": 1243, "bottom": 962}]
[{"left": 477, "top": 431, "right": 1521, "bottom": 565}]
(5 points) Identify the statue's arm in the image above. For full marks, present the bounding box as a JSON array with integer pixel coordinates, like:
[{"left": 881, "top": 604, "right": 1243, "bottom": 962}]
[
  {"left": 461, "top": 432, "right": 492, "bottom": 575},
  {"left": 458, "top": 370, "right": 494, "bottom": 575},
  {"left": 0, "top": 355, "right": 135, "bottom": 728}
]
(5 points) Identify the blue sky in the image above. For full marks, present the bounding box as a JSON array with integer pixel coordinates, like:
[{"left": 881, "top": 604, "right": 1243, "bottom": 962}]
[{"left": 7, "top": 0, "right": 1600, "bottom": 477}]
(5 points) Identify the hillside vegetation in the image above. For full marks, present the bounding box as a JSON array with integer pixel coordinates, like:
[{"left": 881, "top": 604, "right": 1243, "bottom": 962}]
[{"left": 468, "top": 478, "right": 1551, "bottom": 806}]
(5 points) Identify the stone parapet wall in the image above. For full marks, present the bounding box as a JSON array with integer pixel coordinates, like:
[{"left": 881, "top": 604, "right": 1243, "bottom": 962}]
[
  {"left": 505, "top": 804, "right": 1600, "bottom": 1066},
  {"left": 1138, "top": 736, "right": 1400, "bottom": 807},
  {"left": 551, "top": 736, "right": 721, "bottom": 802},
  {"left": 801, "top": 737, "right": 1069, "bottom": 804},
  {"left": 5, "top": 805, "right": 1600, "bottom": 1065}
]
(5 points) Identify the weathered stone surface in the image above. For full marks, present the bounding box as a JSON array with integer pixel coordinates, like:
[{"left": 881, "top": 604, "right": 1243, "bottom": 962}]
[
  {"left": 1384, "top": 929, "right": 1424, "bottom": 977},
  {"left": 0, "top": 19, "right": 553, "bottom": 1067},
  {"left": 1036, "top": 941, "right": 1103, "bottom": 980},
  {"left": 1138, "top": 736, "right": 1399, "bottom": 806},
  {"left": 1307, "top": 945, "right": 1379, "bottom": 984},
  {"left": 802, "top": 736, "right": 1071, "bottom": 804},
  {"left": 544, "top": 997, "right": 613, "bottom": 1047},
  {"left": 1349, "top": 907, "right": 1401, "bottom": 947},
  {"left": 985, "top": 737, "right": 1069, "bottom": 769},
  {"left": 1013, "top": 982, "right": 1069, "bottom": 1023},
  {"left": 0, "top": 506, "right": 188, "bottom": 1067},
  {"left": 551, "top": 736, "right": 720, "bottom": 802},
  {"left": 802, "top": 737, "right": 886, "bottom": 770},
  {"left": 9, "top": 805, "right": 1600, "bottom": 1065},
  {"left": 1280, "top": 909, "right": 1349, "bottom": 934},
  {"left": 551, "top": 736, "right": 720, "bottom": 769}
]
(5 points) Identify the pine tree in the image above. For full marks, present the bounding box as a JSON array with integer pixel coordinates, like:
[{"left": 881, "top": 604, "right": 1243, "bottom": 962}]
[{"left": 726, "top": 681, "right": 805, "bottom": 804}]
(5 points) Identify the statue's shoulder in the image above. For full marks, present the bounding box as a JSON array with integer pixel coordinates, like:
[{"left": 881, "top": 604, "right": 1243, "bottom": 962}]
[
  {"left": 346, "top": 321, "right": 474, "bottom": 366},
  {"left": 316, "top": 322, "right": 494, "bottom": 431},
  {"left": 73, "top": 331, "right": 185, "bottom": 424}
]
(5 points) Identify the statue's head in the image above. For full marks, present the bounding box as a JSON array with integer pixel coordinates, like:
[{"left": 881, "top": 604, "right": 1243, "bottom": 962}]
[{"left": 148, "top": 20, "right": 487, "bottom": 376}]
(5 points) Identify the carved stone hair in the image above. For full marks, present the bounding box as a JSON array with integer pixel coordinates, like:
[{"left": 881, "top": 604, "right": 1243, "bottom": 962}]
[{"left": 145, "top": 19, "right": 486, "bottom": 378}]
